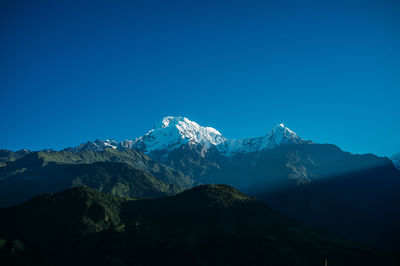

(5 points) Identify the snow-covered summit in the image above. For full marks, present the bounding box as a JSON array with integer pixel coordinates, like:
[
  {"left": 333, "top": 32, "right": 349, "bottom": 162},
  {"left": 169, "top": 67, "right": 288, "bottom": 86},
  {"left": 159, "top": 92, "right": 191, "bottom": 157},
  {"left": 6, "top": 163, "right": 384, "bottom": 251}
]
[
  {"left": 65, "top": 139, "right": 120, "bottom": 153},
  {"left": 68, "top": 116, "right": 308, "bottom": 156},
  {"left": 219, "top": 123, "right": 304, "bottom": 155},
  {"left": 263, "top": 123, "right": 302, "bottom": 148},
  {"left": 134, "top": 117, "right": 306, "bottom": 155},
  {"left": 133, "top": 116, "right": 225, "bottom": 153}
]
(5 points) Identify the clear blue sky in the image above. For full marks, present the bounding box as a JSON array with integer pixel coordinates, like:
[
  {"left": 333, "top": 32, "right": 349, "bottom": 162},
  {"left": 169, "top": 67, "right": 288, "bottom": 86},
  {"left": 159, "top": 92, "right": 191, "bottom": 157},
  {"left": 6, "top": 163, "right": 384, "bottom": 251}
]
[{"left": 1, "top": 0, "right": 399, "bottom": 156}]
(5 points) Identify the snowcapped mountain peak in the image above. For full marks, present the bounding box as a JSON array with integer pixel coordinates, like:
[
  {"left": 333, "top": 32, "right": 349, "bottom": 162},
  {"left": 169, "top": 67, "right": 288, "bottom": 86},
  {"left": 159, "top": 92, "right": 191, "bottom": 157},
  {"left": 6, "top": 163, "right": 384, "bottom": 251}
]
[
  {"left": 68, "top": 117, "right": 309, "bottom": 156},
  {"left": 65, "top": 139, "right": 119, "bottom": 153},
  {"left": 272, "top": 123, "right": 292, "bottom": 132},
  {"left": 262, "top": 123, "right": 301, "bottom": 149},
  {"left": 134, "top": 116, "right": 225, "bottom": 153},
  {"left": 269, "top": 123, "right": 296, "bottom": 138},
  {"left": 218, "top": 123, "right": 304, "bottom": 155},
  {"left": 156, "top": 116, "right": 224, "bottom": 141},
  {"left": 159, "top": 116, "right": 186, "bottom": 128}
]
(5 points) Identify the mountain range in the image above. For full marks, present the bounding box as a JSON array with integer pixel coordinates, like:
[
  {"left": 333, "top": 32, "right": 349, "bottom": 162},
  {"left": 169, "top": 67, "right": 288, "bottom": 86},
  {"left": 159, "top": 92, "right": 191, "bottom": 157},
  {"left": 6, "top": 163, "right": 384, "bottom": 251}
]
[
  {"left": 1, "top": 116, "right": 400, "bottom": 251},
  {"left": 63, "top": 116, "right": 309, "bottom": 156}
]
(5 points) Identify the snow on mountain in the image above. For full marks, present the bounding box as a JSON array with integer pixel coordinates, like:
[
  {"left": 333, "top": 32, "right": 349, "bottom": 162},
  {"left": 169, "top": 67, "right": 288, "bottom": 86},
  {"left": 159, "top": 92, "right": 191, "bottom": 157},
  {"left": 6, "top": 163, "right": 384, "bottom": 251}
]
[
  {"left": 391, "top": 153, "right": 400, "bottom": 170},
  {"left": 263, "top": 123, "right": 303, "bottom": 148},
  {"left": 219, "top": 123, "right": 305, "bottom": 155},
  {"left": 65, "top": 139, "right": 120, "bottom": 153},
  {"left": 68, "top": 116, "right": 308, "bottom": 156},
  {"left": 133, "top": 116, "right": 307, "bottom": 155},
  {"left": 134, "top": 116, "right": 225, "bottom": 153}
]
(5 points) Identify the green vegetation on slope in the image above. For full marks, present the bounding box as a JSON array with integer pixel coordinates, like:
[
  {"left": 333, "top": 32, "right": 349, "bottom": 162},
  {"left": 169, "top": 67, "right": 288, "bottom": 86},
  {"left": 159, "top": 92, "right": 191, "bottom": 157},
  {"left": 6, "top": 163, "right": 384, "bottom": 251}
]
[
  {"left": 0, "top": 149, "right": 31, "bottom": 167},
  {"left": 0, "top": 160, "right": 184, "bottom": 207},
  {"left": 0, "top": 149, "right": 195, "bottom": 206},
  {"left": 0, "top": 185, "right": 396, "bottom": 266},
  {"left": 0, "top": 148, "right": 193, "bottom": 188}
]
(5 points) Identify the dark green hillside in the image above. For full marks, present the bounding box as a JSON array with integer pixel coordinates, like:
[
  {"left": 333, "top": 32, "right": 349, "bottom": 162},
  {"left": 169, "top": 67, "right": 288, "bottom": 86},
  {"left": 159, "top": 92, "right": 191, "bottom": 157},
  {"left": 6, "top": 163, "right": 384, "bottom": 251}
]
[
  {"left": 150, "top": 143, "right": 400, "bottom": 249},
  {"left": 0, "top": 149, "right": 31, "bottom": 167},
  {"left": 0, "top": 148, "right": 193, "bottom": 188},
  {"left": 257, "top": 164, "right": 400, "bottom": 250},
  {"left": 0, "top": 185, "right": 396, "bottom": 266},
  {"left": 0, "top": 149, "right": 195, "bottom": 206},
  {"left": 0, "top": 161, "right": 183, "bottom": 207}
]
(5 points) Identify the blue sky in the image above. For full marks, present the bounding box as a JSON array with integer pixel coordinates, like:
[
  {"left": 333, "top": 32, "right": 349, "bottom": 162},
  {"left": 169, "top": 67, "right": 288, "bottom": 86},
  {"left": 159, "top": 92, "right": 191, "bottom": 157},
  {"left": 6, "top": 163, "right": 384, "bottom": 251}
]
[{"left": 1, "top": 0, "right": 399, "bottom": 156}]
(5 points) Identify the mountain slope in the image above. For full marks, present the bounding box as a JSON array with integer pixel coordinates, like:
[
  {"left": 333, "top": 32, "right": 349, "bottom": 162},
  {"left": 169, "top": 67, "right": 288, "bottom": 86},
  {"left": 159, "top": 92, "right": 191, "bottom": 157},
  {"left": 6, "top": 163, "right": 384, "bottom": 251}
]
[
  {"left": 391, "top": 153, "right": 400, "bottom": 170},
  {"left": 117, "top": 117, "right": 400, "bottom": 250},
  {"left": 0, "top": 185, "right": 396, "bottom": 266},
  {"left": 29, "top": 148, "right": 193, "bottom": 188},
  {"left": 0, "top": 149, "right": 31, "bottom": 167},
  {"left": 0, "top": 160, "right": 183, "bottom": 207},
  {"left": 159, "top": 143, "right": 400, "bottom": 249},
  {"left": 256, "top": 161, "right": 400, "bottom": 250},
  {"left": 0, "top": 149, "right": 194, "bottom": 206}
]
